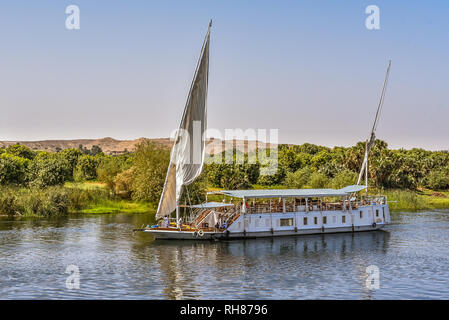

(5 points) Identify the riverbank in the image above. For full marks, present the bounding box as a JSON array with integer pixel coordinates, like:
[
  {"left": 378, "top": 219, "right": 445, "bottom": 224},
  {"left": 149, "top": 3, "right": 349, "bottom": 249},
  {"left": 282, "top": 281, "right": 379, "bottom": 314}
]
[
  {"left": 64, "top": 182, "right": 153, "bottom": 214},
  {"left": 2, "top": 182, "right": 449, "bottom": 217},
  {"left": 0, "top": 182, "right": 153, "bottom": 217},
  {"left": 382, "top": 188, "right": 449, "bottom": 211},
  {"left": 67, "top": 184, "right": 449, "bottom": 214}
]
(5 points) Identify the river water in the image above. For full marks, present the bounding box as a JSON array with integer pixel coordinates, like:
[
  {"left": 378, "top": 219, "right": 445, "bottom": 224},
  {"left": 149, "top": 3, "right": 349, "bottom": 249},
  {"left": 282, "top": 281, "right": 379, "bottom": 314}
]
[{"left": 1, "top": 210, "right": 449, "bottom": 299}]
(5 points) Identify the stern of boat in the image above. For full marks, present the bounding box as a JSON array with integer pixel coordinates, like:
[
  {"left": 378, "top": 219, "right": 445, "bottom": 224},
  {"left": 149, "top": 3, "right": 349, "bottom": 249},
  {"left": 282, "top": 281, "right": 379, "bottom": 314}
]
[{"left": 141, "top": 227, "right": 223, "bottom": 240}]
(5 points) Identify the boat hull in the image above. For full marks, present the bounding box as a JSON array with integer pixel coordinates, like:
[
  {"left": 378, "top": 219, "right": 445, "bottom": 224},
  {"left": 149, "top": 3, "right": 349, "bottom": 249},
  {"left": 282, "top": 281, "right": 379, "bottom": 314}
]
[{"left": 142, "top": 223, "right": 386, "bottom": 240}]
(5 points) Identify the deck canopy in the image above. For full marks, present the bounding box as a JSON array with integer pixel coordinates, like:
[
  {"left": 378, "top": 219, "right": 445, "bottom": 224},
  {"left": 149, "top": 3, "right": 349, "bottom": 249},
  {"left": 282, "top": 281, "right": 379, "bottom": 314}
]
[
  {"left": 186, "top": 202, "right": 235, "bottom": 209},
  {"left": 208, "top": 185, "right": 367, "bottom": 199}
]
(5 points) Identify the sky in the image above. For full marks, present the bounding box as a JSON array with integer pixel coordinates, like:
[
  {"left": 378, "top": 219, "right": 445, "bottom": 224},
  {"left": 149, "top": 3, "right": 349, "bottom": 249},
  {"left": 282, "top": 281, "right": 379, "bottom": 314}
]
[{"left": 0, "top": 1, "right": 448, "bottom": 150}]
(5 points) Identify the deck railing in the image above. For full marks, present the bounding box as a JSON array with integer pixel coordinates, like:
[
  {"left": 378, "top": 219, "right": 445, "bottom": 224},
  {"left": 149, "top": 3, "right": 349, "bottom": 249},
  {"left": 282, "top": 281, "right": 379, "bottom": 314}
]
[
  {"left": 185, "top": 196, "right": 387, "bottom": 227},
  {"left": 242, "top": 197, "right": 386, "bottom": 214}
]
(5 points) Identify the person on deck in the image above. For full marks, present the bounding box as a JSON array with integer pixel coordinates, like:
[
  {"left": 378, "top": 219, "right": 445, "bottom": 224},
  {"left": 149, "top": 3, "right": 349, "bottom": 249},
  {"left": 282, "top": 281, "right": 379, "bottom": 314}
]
[
  {"left": 177, "top": 217, "right": 182, "bottom": 229},
  {"left": 221, "top": 221, "right": 227, "bottom": 229},
  {"left": 163, "top": 216, "right": 169, "bottom": 228}
]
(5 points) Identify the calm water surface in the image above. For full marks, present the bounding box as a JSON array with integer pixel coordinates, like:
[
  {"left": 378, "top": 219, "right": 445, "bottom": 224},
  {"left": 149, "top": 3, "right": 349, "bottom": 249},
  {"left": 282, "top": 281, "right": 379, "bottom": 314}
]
[{"left": 1, "top": 210, "right": 449, "bottom": 299}]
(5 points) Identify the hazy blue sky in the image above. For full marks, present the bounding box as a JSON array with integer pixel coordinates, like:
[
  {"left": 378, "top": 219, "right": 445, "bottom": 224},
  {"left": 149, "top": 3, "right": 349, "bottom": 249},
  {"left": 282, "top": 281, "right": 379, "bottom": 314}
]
[{"left": 0, "top": 1, "right": 448, "bottom": 150}]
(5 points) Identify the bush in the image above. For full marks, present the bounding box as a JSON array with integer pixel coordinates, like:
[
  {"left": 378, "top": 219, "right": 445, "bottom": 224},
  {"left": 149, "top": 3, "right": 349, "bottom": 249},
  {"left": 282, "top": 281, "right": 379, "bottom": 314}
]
[
  {"left": 285, "top": 167, "right": 313, "bottom": 189},
  {"left": 97, "top": 154, "right": 132, "bottom": 190},
  {"left": 59, "top": 148, "right": 83, "bottom": 179},
  {"left": 206, "top": 154, "right": 260, "bottom": 189},
  {"left": 208, "top": 163, "right": 258, "bottom": 190},
  {"left": 180, "top": 172, "right": 207, "bottom": 204},
  {"left": 114, "top": 168, "right": 134, "bottom": 198},
  {"left": 27, "top": 153, "right": 71, "bottom": 188},
  {"left": 309, "top": 171, "right": 329, "bottom": 188},
  {"left": 0, "top": 153, "right": 29, "bottom": 185},
  {"left": 219, "top": 165, "right": 253, "bottom": 190},
  {"left": 330, "top": 169, "right": 358, "bottom": 189},
  {"left": 257, "top": 167, "right": 286, "bottom": 186},
  {"left": 5, "top": 144, "right": 35, "bottom": 160},
  {"left": 74, "top": 155, "right": 99, "bottom": 181},
  {"left": 424, "top": 170, "right": 449, "bottom": 190},
  {"left": 131, "top": 141, "right": 170, "bottom": 203}
]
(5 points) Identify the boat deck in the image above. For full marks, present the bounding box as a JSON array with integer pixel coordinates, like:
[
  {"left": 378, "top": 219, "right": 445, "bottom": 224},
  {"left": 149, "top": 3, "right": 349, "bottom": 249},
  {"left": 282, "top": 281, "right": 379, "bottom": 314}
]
[{"left": 147, "top": 226, "right": 226, "bottom": 232}]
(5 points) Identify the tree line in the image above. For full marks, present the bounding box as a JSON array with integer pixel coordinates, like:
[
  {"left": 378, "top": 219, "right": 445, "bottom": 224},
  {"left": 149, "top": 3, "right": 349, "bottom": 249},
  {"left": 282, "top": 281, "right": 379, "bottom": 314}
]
[
  {"left": 205, "top": 140, "right": 449, "bottom": 191},
  {"left": 1, "top": 139, "right": 449, "bottom": 209}
]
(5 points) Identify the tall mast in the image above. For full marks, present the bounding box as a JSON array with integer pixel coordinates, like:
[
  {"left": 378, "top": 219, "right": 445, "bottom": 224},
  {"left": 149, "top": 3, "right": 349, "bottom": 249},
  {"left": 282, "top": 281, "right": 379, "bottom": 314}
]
[
  {"left": 156, "top": 21, "right": 212, "bottom": 222},
  {"left": 357, "top": 60, "right": 392, "bottom": 196},
  {"left": 175, "top": 20, "right": 212, "bottom": 224}
]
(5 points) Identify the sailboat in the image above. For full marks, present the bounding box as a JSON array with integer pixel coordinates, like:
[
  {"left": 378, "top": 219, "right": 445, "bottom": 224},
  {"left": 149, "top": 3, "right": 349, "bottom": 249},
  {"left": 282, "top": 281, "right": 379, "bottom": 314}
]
[{"left": 139, "top": 22, "right": 392, "bottom": 240}]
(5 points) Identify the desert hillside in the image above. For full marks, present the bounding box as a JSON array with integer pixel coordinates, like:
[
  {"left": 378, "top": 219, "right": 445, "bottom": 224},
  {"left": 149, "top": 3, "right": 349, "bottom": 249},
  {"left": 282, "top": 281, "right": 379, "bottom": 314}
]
[{"left": 0, "top": 137, "right": 277, "bottom": 155}]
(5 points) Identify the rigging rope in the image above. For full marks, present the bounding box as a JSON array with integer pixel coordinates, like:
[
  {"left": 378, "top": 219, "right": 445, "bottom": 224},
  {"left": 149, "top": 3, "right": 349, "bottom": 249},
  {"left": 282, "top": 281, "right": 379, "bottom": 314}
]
[{"left": 185, "top": 185, "right": 193, "bottom": 217}]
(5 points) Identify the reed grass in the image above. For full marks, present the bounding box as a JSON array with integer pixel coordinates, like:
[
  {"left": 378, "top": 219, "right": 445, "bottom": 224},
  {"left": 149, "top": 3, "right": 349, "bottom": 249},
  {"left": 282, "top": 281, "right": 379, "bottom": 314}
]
[
  {"left": 370, "top": 188, "right": 449, "bottom": 211},
  {"left": 0, "top": 184, "right": 153, "bottom": 217},
  {"left": 0, "top": 186, "right": 69, "bottom": 217},
  {"left": 381, "top": 189, "right": 427, "bottom": 211}
]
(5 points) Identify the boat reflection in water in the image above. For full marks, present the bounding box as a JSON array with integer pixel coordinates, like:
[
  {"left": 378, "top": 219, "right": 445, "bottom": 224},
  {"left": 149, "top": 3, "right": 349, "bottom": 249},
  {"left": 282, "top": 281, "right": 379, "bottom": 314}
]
[{"left": 146, "top": 230, "right": 391, "bottom": 299}]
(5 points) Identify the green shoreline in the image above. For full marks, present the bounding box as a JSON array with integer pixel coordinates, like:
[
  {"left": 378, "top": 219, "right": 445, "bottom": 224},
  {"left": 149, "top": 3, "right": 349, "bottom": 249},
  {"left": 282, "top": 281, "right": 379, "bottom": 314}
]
[
  {"left": 0, "top": 182, "right": 155, "bottom": 217},
  {"left": 78, "top": 187, "right": 449, "bottom": 214},
  {"left": 75, "top": 200, "right": 152, "bottom": 214},
  {"left": 2, "top": 181, "right": 449, "bottom": 217},
  {"left": 65, "top": 181, "right": 154, "bottom": 215}
]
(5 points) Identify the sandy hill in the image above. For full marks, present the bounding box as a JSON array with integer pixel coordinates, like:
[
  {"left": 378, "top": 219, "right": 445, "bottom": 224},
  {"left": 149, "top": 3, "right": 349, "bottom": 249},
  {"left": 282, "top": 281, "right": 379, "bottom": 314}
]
[{"left": 0, "top": 137, "right": 277, "bottom": 155}]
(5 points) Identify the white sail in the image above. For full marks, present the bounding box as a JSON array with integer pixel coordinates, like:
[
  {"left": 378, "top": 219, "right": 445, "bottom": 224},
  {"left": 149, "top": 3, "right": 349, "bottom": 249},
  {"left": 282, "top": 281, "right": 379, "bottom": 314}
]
[{"left": 156, "top": 22, "right": 211, "bottom": 220}]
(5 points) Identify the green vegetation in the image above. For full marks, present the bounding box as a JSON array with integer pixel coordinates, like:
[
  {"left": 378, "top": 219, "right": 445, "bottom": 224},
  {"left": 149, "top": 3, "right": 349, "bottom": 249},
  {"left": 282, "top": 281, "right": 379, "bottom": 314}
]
[
  {"left": 1, "top": 139, "right": 449, "bottom": 216},
  {"left": 74, "top": 155, "right": 100, "bottom": 181},
  {"left": 0, "top": 183, "right": 153, "bottom": 217},
  {"left": 0, "top": 186, "right": 69, "bottom": 216},
  {"left": 204, "top": 140, "right": 449, "bottom": 212},
  {"left": 129, "top": 141, "right": 170, "bottom": 203}
]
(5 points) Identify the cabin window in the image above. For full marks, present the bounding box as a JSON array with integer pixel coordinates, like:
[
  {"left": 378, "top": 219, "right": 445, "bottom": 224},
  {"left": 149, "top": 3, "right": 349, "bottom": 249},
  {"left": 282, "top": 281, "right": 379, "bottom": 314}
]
[
  {"left": 304, "top": 217, "right": 308, "bottom": 225},
  {"left": 323, "top": 216, "right": 327, "bottom": 224},
  {"left": 342, "top": 215, "right": 346, "bottom": 223},
  {"left": 376, "top": 210, "right": 379, "bottom": 217},
  {"left": 314, "top": 217, "right": 318, "bottom": 225},
  {"left": 360, "top": 211, "right": 363, "bottom": 219},
  {"left": 280, "top": 218, "right": 293, "bottom": 226}
]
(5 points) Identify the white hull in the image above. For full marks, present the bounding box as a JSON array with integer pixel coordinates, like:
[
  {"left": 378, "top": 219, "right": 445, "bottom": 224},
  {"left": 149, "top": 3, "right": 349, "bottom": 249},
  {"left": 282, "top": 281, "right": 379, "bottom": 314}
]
[
  {"left": 144, "top": 204, "right": 390, "bottom": 241},
  {"left": 144, "top": 224, "right": 386, "bottom": 240}
]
